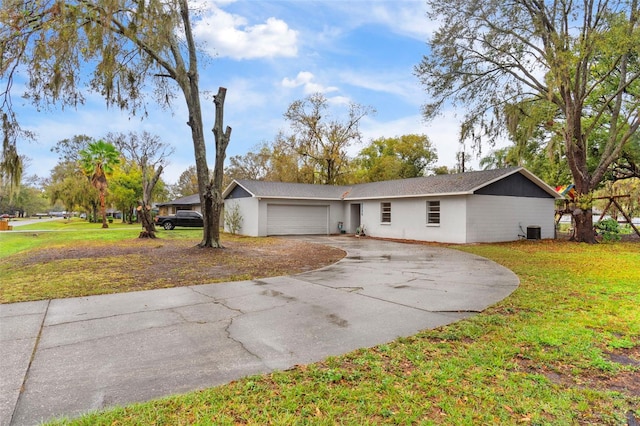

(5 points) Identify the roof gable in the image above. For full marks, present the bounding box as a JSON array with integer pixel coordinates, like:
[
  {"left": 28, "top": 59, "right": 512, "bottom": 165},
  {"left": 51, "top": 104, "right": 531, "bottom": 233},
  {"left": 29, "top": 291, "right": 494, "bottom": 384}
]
[
  {"left": 225, "top": 179, "right": 349, "bottom": 200},
  {"left": 474, "top": 172, "right": 555, "bottom": 198},
  {"left": 227, "top": 184, "right": 252, "bottom": 199}
]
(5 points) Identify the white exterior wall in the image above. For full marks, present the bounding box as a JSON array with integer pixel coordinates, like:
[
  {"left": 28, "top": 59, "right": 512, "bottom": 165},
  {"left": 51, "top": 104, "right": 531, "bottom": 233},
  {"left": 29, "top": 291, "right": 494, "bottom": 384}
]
[
  {"left": 226, "top": 193, "right": 556, "bottom": 242},
  {"left": 224, "top": 197, "right": 260, "bottom": 236},
  {"left": 359, "top": 196, "right": 468, "bottom": 244},
  {"left": 466, "top": 195, "right": 556, "bottom": 242},
  {"left": 256, "top": 199, "right": 345, "bottom": 236}
]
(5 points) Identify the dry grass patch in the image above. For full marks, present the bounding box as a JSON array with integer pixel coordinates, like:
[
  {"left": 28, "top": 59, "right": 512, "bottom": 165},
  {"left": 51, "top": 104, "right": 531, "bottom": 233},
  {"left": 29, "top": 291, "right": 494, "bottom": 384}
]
[{"left": 0, "top": 236, "right": 345, "bottom": 303}]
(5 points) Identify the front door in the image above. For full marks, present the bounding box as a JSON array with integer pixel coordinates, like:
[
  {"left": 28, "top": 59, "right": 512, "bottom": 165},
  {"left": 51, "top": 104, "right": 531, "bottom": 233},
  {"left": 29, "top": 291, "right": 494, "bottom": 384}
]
[{"left": 350, "top": 204, "right": 361, "bottom": 233}]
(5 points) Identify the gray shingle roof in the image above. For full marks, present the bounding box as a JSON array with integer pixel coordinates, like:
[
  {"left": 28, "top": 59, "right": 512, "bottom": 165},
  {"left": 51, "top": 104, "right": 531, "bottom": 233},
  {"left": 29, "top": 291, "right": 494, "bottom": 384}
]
[
  {"left": 345, "top": 167, "right": 524, "bottom": 199},
  {"left": 218, "top": 167, "right": 562, "bottom": 202},
  {"left": 156, "top": 193, "right": 201, "bottom": 206},
  {"left": 228, "top": 167, "right": 539, "bottom": 200}
]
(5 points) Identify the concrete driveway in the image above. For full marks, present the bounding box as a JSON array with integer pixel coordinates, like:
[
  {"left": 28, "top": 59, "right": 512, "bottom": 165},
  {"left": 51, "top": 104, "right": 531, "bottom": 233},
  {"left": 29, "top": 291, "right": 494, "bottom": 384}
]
[{"left": 0, "top": 236, "right": 519, "bottom": 425}]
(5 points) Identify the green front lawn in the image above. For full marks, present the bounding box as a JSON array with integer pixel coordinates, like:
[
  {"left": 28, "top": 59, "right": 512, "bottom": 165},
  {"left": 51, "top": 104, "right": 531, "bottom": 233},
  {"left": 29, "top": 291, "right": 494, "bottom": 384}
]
[
  {"left": 0, "top": 218, "right": 144, "bottom": 258},
  {"left": 47, "top": 240, "right": 639, "bottom": 425}
]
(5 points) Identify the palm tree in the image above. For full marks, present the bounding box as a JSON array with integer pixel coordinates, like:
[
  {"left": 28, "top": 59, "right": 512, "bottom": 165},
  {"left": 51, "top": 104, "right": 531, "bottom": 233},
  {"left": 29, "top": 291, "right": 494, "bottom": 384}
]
[{"left": 79, "top": 140, "right": 120, "bottom": 228}]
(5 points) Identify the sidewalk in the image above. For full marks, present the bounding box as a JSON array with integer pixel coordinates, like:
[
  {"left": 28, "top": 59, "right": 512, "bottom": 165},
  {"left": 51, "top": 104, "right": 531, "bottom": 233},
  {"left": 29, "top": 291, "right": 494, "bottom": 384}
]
[
  {"left": 0, "top": 236, "right": 519, "bottom": 425},
  {"left": 2, "top": 218, "right": 61, "bottom": 228}
]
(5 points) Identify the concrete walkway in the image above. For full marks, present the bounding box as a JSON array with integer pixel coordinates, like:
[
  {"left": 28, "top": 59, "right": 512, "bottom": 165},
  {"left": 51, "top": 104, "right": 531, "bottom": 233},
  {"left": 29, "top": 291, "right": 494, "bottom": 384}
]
[{"left": 0, "top": 236, "right": 519, "bottom": 425}]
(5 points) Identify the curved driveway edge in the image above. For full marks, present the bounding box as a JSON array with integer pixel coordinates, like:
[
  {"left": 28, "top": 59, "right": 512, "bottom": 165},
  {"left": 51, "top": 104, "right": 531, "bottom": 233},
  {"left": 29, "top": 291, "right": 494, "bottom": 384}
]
[{"left": 0, "top": 236, "right": 518, "bottom": 425}]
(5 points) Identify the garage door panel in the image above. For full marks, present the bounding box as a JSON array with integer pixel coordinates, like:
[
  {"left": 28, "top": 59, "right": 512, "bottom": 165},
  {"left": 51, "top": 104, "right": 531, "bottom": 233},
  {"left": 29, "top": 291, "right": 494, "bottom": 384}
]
[{"left": 267, "top": 205, "right": 328, "bottom": 235}]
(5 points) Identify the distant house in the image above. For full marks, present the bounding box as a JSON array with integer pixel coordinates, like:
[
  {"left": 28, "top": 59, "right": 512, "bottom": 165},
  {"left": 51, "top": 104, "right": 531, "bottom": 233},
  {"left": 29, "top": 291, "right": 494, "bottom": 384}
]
[
  {"left": 222, "top": 167, "right": 563, "bottom": 244},
  {"left": 156, "top": 194, "right": 201, "bottom": 216},
  {"left": 105, "top": 208, "right": 122, "bottom": 219}
]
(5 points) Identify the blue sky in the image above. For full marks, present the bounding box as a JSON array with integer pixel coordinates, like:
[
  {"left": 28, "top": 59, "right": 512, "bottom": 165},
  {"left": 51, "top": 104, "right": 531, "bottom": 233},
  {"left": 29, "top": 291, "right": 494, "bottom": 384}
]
[{"left": 14, "top": 0, "right": 491, "bottom": 184}]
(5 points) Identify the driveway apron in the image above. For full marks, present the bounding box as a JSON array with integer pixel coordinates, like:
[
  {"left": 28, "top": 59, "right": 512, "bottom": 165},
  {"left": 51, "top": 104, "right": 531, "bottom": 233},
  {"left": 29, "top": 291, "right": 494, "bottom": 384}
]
[{"left": 0, "top": 236, "right": 519, "bottom": 425}]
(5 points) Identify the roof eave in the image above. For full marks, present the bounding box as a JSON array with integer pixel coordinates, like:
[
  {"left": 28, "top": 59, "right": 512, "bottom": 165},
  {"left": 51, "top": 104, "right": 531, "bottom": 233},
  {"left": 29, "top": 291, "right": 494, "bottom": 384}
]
[
  {"left": 252, "top": 195, "right": 343, "bottom": 201},
  {"left": 345, "top": 191, "right": 473, "bottom": 201}
]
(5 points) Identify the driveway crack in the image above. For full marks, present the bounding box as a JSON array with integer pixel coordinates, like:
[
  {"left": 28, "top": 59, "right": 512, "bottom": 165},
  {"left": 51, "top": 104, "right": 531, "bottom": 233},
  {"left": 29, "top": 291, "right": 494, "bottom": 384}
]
[
  {"left": 223, "top": 316, "right": 265, "bottom": 365},
  {"left": 188, "top": 286, "right": 249, "bottom": 314},
  {"left": 186, "top": 289, "right": 265, "bottom": 364}
]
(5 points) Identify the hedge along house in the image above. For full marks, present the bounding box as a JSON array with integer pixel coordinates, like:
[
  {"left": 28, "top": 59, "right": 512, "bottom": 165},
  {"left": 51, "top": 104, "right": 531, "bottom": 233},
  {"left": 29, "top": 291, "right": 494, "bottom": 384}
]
[{"left": 222, "top": 167, "right": 563, "bottom": 243}]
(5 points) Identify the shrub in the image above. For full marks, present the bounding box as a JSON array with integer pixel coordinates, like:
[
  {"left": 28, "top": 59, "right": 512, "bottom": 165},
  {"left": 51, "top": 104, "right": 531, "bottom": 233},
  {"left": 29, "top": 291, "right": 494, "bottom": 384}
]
[
  {"left": 224, "top": 202, "right": 243, "bottom": 235},
  {"left": 595, "top": 218, "right": 620, "bottom": 241}
]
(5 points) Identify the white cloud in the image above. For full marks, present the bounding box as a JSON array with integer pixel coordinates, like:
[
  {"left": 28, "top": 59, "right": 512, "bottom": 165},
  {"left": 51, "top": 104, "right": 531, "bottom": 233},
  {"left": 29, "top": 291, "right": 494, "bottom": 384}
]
[
  {"left": 281, "top": 71, "right": 338, "bottom": 95},
  {"left": 281, "top": 71, "right": 312, "bottom": 88},
  {"left": 370, "top": 1, "right": 435, "bottom": 40},
  {"left": 339, "top": 69, "right": 423, "bottom": 106},
  {"left": 192, "top": 6, "right": 298, "bottom": 60},
  {"left": 358, "top": 114, "right": 426, "bottom": 148},
  {"left": 326, "top": 95, "right": 352, "bottom": 106},
  {"left": 414, "top": 109, "right": 511, "bottom": 171},
  {"left": 322, "top": 1, "right": 435, "bottom": 41}
]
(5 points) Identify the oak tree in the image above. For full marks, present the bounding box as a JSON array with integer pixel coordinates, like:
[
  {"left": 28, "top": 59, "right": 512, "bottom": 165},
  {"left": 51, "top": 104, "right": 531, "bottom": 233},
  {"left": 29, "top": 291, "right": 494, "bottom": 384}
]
[
  {"left": 226, "top": 144, "right": 272, "bottom": 183},
  {"left": 1, "top": 0, "right": 230, "bottom": 247},
  {"left": 109, "top": 162, "right": 142, "bottom": 224},
  {"left": 172, "top": 165, "right": 200, "bottom": 199},
  {"left": 354, "top": 134, "right": 438, "bottom": 182},
  {"left": 417, "top": 0, "right": 640, "bottom": 242},
  {"left": 283, "top": 93, "right": 374, "bottom": 185}
]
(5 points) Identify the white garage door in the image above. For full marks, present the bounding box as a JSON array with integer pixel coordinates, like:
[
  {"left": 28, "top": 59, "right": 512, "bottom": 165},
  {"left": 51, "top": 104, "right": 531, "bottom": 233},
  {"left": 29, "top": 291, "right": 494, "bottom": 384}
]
[{"left": 267, "top": 204, "right": 329, "bottom": 235}]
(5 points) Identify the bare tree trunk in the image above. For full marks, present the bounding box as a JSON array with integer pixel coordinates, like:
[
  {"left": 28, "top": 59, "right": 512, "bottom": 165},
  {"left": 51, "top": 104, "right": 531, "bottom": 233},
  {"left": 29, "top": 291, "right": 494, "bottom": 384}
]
[
  {"left": 138, "top": 203, "right": 156, "bottom": 238},
  {"left": 158, "top": 0, "right": 213, "bottom": 247},
  {"left": 210, "top": 87, "right": 232, "bottom": 248},
  {"left": 186, "top": 104, "right": 216, "bottom": 247},
  {"left": 138, "top": 165, "right": 162, "bottom": 239},
  {"left": 182, "top": 83, "right": 215, "bottom": 247},
  {"left": 200, "top": 186, "right": 216, "bottom": 248}
]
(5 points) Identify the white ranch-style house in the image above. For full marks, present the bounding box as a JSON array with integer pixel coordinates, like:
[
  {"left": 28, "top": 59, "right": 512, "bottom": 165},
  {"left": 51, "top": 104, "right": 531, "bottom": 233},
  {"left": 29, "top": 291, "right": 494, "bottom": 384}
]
[{"left": 222, "top": 167, "right": 562, "bottom": 244}]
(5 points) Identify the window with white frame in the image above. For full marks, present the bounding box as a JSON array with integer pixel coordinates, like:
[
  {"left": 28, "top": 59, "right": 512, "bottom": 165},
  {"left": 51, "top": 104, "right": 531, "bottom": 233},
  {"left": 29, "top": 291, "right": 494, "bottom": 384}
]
[
  {"left": 381, "top": 202, "right": 391, "bottom": 223},
  {"left": 427, "top": 200, "right": 440, "bottom": 225}
]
